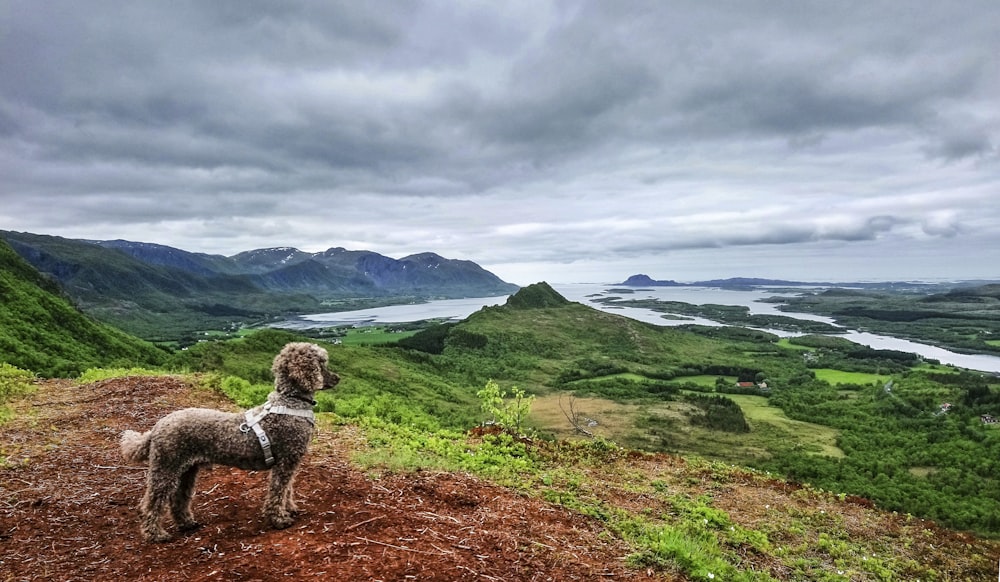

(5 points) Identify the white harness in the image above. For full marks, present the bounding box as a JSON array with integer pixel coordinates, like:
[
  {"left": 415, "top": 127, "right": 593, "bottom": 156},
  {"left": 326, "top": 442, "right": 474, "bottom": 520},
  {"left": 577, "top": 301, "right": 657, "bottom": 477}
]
[{"left": 239, "top": 401, "right": 315, "bottom": 467}]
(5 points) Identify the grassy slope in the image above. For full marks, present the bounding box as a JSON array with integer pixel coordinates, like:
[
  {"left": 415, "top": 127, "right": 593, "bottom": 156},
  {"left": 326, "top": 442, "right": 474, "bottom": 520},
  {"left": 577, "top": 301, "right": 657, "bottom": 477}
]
[
  {"left": 0, "top": 239, "right": 165, "bottom": 376},
  {"left": 347, "top": 412, "right": 999, "bottom": 581},
  {"left": 449, "top": 300, "right": 776, "bottom": 388}
]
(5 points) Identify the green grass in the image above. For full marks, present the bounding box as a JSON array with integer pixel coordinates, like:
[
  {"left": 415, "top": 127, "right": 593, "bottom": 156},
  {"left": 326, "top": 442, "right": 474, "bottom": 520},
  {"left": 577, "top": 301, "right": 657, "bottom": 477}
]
[
  {"left": 725, "top": 394, "right": 844, "bottom": 458},
  {"left": 985, "top": 339, "right": 1000, "bottom": 347},
  {"left": 776, "top": 338, "right": 813, "bottom": 351},
  {"left": 565, "top": 372, "right": 650, "bottom": 384},
  {"left": 0, "top": 363, "right": 35, "bottom": 426},
  {"left": 811, "top": 368, "right": 887, "bottom": 387},
  {"left": 670, "top": 374, "right": 735, "bottom": 387},
  {"left": 77, "top": 367, "right": 169, "bottom": 384},
  {"left": 340, "top": 326, "right": 420, "bottom": 346}
]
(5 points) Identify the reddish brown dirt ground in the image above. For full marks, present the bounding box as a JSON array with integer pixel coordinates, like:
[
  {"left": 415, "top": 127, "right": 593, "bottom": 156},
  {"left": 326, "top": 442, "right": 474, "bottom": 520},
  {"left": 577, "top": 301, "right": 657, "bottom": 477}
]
[{"left": 1, "top": 378, "right": 669, "bottom": 581}]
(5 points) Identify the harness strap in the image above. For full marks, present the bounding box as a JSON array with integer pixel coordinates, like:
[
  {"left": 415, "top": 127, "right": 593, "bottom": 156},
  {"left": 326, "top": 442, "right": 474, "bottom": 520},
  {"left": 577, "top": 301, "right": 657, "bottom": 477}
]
[
  {"left": 268, "top": 405, "right": 316, "bottom": 423},
  {"left": 247, "top": 420, "right": 275, "bottom": 466},
  {"left": 240, "top": 402, "right": 316, "bottom": 467}
]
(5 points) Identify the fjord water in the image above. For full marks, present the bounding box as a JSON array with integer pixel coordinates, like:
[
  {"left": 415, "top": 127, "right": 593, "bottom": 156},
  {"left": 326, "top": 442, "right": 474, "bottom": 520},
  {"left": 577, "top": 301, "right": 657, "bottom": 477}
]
[{"left": 277, "top": 283, "right": 1000, "bottom": 373}]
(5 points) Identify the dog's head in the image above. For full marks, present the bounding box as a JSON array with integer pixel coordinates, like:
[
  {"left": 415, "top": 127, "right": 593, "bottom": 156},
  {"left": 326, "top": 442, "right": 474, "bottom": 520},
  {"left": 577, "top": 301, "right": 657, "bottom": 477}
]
[{"left": 272, "top": 342, "right": 341, "bottom": 397}]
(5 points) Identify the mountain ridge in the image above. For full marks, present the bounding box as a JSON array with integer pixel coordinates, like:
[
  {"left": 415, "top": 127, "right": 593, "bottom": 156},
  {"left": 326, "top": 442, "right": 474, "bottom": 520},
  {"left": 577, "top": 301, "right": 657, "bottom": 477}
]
[
  {"left": 620, "top": 273, "right": 1000, "bottom": 290},
  {"left": 0, "top": 230, "right": 519, "bottom": 340}
]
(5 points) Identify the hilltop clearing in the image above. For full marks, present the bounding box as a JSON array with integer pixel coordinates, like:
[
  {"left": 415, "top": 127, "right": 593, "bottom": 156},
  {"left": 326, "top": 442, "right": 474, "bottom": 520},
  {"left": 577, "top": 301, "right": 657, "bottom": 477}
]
[
  {"left": 0, "top": 377, "right": 650, "bottom": 581},
  {"left": 2, "top": 376, "right": 998, "bottom": 580}
]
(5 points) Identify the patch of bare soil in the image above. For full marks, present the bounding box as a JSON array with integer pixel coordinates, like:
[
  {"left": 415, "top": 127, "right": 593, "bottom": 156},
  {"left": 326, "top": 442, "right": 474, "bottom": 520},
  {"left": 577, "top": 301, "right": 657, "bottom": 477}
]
[{"left": 1, "top": 378, "right": 668, "bottom": 581}]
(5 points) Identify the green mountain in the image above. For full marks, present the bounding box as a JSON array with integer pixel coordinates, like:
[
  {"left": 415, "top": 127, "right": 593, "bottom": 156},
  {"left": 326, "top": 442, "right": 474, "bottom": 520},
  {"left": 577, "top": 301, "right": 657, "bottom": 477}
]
[
  {"left": 1, "top": 231, "right": 519, "bottom": 341},
  {"left": 0, "top": 238, "right": 165, "bottom": 376}
]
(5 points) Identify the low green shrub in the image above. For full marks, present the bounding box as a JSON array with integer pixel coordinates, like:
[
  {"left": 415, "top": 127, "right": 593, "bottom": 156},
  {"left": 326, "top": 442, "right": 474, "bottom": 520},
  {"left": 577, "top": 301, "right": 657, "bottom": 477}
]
[
  {"left": 0, "top": 362, "right": 34, "bottom": 403},
  {"left": 219, "top": 375, "right": 272, "bottom": 408},
  {"left": 0, "top": 363, "right": 35, "bottom": 425},
  {"left": 77, "top": 367, "right": 165, "bottom": 384}
]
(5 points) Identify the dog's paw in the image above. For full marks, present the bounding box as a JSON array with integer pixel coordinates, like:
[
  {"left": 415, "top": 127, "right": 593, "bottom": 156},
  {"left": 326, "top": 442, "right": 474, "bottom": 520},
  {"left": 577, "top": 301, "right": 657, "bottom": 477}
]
[
  {"left": 268, "top": 513, "right": 295, "bottom": 529},
  {"left": 177, "top": 520, "right": 203, "bottom": 533},
  {"left": 144, "top": 530, "right": 173, "bottom": 543}
]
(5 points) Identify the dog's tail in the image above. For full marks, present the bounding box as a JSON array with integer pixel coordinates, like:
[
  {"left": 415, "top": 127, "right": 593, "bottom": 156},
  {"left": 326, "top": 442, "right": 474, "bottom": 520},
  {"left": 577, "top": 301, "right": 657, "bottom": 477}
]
[{"left": 120, "top": 429, "right": 152, "bottom": 463}]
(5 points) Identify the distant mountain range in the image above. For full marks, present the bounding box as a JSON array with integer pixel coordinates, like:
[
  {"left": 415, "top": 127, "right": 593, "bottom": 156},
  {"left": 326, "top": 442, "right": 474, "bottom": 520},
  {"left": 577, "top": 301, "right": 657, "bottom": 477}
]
[
  {"left": 618, "top": 273, "right": 997, "bottom": 291},
  {"left": 0, "top": 231, "right": 519, "bottom": 340}
]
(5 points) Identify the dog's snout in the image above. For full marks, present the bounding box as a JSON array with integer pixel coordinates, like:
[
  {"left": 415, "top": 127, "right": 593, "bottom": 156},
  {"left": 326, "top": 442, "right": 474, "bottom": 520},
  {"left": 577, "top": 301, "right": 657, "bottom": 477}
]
[{"left": 322, "top": 368, "right": 340, "bottom": 389}]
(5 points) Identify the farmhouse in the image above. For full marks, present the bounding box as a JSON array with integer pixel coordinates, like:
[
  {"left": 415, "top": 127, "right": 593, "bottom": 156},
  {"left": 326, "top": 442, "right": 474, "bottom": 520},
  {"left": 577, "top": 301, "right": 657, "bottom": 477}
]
[{"left": 735, "top": 380, "right": 770, "bottom": 394}]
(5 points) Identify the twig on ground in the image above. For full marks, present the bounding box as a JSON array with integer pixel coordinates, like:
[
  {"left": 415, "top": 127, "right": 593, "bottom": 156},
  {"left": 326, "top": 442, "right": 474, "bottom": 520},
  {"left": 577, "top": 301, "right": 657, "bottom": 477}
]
[
  {"left": 345, "top": 515, "right": 385, "bottom": 531},
  {"left": 354, "top": 536, "right": 449, "bottom": 555}
]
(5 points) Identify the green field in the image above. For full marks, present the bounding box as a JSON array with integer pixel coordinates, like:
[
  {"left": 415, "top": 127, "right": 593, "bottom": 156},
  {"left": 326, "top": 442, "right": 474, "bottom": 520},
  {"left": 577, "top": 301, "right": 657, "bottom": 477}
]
[
  {"left": 725, "top": 394, "right": 844, "bottom": 458},
  {"left": 668, "top": 374, "right": 735, "bottom": 387},
  {"left": 776, "top": 338, "right": 812, "bottom": 351},
  {"left": 529, "top": 390, "right": 844, "bottom": 461},
  {"left": 569, "top": 373, "right": 736, "bottom": 388},
  {"left": 339, "top": 326, "right": 419, "bottom": 346},
  {"left": 565, "top": 372, "right": 650, "bottom": 384},
  {"left": 811, "top": 368, "right": 887, "bottom": 386}
]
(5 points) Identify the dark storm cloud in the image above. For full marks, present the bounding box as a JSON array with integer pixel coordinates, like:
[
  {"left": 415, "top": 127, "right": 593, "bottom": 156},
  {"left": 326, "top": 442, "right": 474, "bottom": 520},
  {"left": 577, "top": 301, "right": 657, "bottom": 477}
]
[{"left": 1, "top": 0, "right": 998, "bottom": 282}]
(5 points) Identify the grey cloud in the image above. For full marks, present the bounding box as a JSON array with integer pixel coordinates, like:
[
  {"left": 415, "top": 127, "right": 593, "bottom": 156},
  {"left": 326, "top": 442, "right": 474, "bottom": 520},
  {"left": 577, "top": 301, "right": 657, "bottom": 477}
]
[
  {"left": 923, "top": 130, "right": 995, "bottom": 162},
  {"left": 608, "top": 214, "right": 912, "bottom": 258},
  {"left": 2, "top": 1, "right": 999, "bottom": 283}
]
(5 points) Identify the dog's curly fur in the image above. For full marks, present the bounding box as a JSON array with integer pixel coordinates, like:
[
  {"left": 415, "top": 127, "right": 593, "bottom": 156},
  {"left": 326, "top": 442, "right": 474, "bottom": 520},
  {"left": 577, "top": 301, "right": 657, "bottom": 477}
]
[{"left": 121, "top": 342, "right": 339, "bottom": 542}]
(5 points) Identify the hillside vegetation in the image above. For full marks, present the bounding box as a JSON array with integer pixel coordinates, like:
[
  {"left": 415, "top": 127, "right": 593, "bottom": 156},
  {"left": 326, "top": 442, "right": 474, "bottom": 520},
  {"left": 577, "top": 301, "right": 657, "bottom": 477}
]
[{"left": 0, "top": 239, "right": 165, "bottom": 376}]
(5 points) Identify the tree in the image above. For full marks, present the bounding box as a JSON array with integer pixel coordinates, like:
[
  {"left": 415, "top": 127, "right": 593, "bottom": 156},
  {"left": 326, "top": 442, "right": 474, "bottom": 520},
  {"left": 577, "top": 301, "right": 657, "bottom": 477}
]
[
  {"left": 476, "top": 379, "right": 534, "bottom": 435},
  {"left": 558, "top": 392, "right": 595, "bottom": 438}
]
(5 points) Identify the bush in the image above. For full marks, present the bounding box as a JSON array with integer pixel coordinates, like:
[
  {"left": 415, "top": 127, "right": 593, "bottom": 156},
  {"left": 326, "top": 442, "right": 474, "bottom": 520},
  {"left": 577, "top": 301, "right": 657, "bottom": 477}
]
[
  {"left": 0, "top": 363, "right": 34, "bottom": 404},
  {"left": 682, "top": 394, "right": 750, "bottom": 433},
  {"left": 477, "top": 379, "right": 534, "bottom": 434},
  {"left": 219, "top": 375, "right": 271, "bottom": 408},
  {"left": 77, "top": 367, "right": 164, "bottom": 384}
]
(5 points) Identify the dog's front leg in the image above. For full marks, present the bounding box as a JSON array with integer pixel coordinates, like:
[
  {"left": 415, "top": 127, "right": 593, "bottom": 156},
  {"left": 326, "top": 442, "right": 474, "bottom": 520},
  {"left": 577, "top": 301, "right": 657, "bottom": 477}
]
[
  {"left": 263, "top": 462, "right": 299, "bottom": 529},
  {"left": 281, "top": 474, "right": 300, "bottom": 516}
]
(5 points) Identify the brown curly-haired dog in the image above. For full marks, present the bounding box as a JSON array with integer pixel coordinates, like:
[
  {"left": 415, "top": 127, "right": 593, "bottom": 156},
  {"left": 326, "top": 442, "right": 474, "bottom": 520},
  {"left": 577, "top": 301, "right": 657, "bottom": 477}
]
[{"left": 121, "top": 342, "right": 339, "bottom": 542}]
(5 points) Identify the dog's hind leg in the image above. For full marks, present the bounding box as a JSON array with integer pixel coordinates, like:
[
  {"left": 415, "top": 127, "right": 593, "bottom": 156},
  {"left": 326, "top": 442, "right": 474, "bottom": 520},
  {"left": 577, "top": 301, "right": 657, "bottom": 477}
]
[
  {"left": 140, "top": 465, "right": 176, "bottom": 542},
  {"left": 171, "top": 464, "right": 203, "bottom": 532}
]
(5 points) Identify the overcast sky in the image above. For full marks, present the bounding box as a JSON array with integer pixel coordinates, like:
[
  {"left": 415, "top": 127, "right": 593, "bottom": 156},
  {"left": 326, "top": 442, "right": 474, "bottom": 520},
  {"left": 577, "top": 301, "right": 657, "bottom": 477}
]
[{"left": 2, "top": 1, "right": 998, "bottom": 284}]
